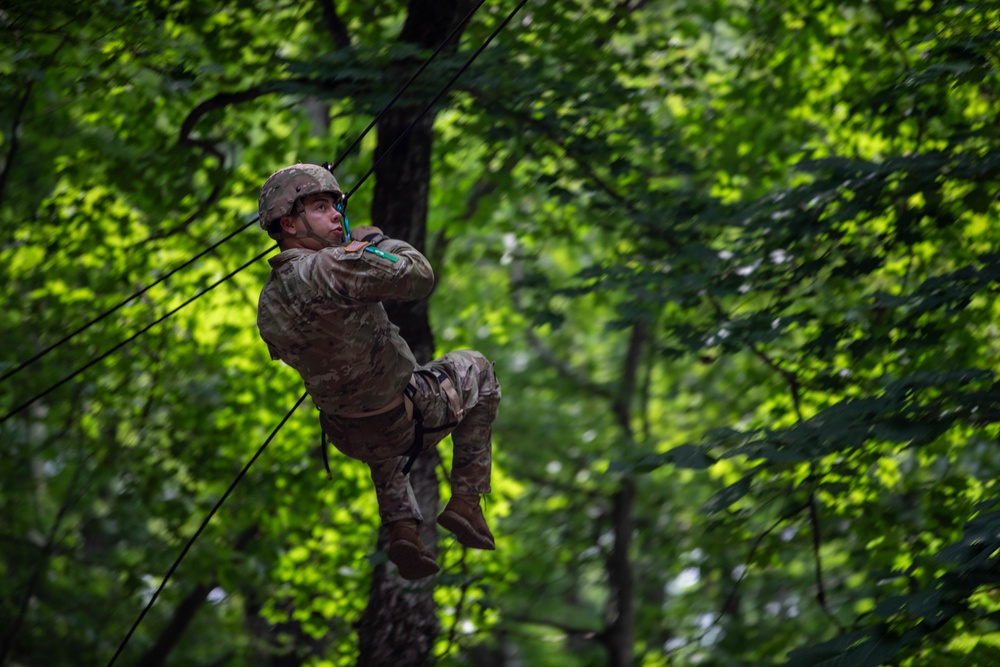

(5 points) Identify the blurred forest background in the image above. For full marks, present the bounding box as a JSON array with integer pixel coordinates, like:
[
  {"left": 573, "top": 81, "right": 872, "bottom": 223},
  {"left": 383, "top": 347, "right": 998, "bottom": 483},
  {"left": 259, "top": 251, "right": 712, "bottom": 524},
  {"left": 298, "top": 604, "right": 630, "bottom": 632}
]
[{"left": 2, "top": 0, "right": 999, "bottom": 665}]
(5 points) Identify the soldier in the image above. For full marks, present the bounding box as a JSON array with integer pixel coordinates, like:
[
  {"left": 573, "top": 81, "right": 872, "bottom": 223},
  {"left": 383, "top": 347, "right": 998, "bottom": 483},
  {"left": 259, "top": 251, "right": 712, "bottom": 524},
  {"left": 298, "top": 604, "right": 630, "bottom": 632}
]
[{"left": 256, "top": 163, "right": 500, "bottom": 580}]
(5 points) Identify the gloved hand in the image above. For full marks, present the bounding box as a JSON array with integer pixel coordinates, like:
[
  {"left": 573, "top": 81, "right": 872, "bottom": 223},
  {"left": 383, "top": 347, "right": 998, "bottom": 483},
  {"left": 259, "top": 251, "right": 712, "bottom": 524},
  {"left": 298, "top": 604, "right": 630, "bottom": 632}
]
[{"left": 349, "top": 225, "right": 384, "bottom": 242}]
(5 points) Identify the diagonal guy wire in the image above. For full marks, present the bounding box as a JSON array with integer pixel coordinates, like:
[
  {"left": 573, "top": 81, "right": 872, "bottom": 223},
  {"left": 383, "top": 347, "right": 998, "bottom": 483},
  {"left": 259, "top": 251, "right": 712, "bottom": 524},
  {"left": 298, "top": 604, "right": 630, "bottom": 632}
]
[
  {"left": 105, "top": 1, "right": 528, "bottom": 664},
  {"left": 1, "top": 3, "right": 505, "bottom": 419},
  {"left": 0, "top": 248, "right": 274, "bottom": 425},
  {"left": 104, "top": 391, "right": 308, "bottom": 667},
  {"left": 0, "top": 218, "right": 258, "bottom": 385},
  {"left": 2, "top": 1, "right": 487, "bottom": 389}
]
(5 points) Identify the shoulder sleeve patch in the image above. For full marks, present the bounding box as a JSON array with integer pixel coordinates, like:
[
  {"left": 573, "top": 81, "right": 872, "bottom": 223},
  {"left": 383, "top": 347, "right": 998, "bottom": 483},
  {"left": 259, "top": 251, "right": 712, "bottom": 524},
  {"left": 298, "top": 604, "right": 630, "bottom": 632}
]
[{"left": 344, "top": 240, "right": 369, "bottom": 253}]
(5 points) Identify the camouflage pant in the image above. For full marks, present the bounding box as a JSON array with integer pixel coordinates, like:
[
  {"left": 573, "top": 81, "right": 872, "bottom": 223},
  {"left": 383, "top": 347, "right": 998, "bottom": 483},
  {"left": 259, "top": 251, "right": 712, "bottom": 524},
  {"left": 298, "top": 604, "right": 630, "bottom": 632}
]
[{"left": 319, "top": 350, "right": 500, "bottom": 524}]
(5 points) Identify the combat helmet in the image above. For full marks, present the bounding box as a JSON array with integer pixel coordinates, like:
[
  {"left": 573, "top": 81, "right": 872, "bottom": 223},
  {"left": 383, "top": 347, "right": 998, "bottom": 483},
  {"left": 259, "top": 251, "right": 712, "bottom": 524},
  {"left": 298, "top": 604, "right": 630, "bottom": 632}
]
[{"left": 258, "top": 163, "right": 341, "bottom": 229}]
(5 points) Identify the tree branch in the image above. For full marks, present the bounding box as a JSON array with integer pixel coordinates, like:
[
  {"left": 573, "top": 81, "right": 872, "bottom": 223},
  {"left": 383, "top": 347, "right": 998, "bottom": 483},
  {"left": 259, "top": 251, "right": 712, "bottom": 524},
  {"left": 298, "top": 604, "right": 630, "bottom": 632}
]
[
  {"left": 509, "top": 260, "right": 615, "bottom": 400},
  {"left": 596, "top": 0, "right": 651, "bottom": 49},
  {"left": 0, "top": 80, "right": 33, "bottom": 207},
  {"left": 639, "top": 316, "right": 658, "bottom": 442},
  {"left": 157, "top": 75, "right": 329, "bottom": 241},
  {"left": 613, "top": 321, "right": 647, "bottom": 438},
  {"left": 750, "top": 342, "right": 804, "bottom": 420},
  {"left": 316, "top": 0, "right": 351, "bottom": 50},
  {"left": 706, "top": 295, "right": 805, "bottom": 420},
  {"left": 436, "top": 552, "right": 473, "bottom": 660},
  {"left": 0, "top": 33, "right": 69, "bottom": 207},
  {"left": 528, "top": 325, "right": 614, "bottom": 400},
  {"left": 181, "top": 82, "right": 292, "bottom": 143},
  {"left": 663, "top": 498, "right": 811, "bottom": 659},
  {"left": 137, "top": 525, "right": 260, "bottom": 667},
  {"left": 428, "top": 151, "right": 523, "bottom": 271},
  {"left": 463, "top": 151, "right": 522, "bottom": 221},
  {"left": 136, "top": 582, "right": 216, "bottom": 667},
  {"left": 869, "top": 0, "right": 912, "bottom": 70},
  {"left": 808, "top": 491, "right": 844, "bottom": 631},
  {"left": 506, "top": 613, "right": 601, "bottom": 639},
  {"left": 466, "top": 87, "right": 683, "bottom": 250},
  {"left": 0, "top": 436, "right": 86, "bottom": 664}
]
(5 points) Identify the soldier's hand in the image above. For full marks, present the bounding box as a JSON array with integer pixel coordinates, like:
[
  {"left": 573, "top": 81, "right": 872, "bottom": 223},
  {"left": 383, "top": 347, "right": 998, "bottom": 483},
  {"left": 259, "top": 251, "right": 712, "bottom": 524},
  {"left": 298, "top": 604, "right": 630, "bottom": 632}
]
[{"left": 350, "top": 225, "right": 384, "bottom": 241}]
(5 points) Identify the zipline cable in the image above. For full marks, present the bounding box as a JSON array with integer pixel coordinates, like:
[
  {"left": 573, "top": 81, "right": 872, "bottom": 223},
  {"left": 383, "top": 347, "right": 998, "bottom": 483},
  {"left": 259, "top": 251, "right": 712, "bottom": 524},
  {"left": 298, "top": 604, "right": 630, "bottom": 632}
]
[
  {"left": 105, "top": 391, "right": 308, "bottom": 667},
  {"left": 1, "top": 1, "right": 485, "bottom": 389},
  {"left": 1, "top": 3, "right": 494, "bottom": 420},
  {"left": 348, "top": 0, "right": 530, "bottom": 198},
  {"left": 0, "top": 248, "right": 274, "bottom": 426},
  {"left": 104, "top": 2, "right": 530, "bottom": 663},
  {"left": 3, "top": 0, "right": 528, "bottom": 426},
  {"left": 0, "top": 218, "right": 258, "bottom": 386},
  {"left": 102, "top": 0, "right": 527, "bottom": 667}
]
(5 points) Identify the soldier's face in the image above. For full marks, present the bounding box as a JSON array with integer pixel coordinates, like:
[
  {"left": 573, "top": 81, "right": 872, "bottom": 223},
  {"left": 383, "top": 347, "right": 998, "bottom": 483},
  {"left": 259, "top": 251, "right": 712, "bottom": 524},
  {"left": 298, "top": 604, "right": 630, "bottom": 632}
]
[{"left": 291, "top": 193, "right": 344, "bottom": 247}]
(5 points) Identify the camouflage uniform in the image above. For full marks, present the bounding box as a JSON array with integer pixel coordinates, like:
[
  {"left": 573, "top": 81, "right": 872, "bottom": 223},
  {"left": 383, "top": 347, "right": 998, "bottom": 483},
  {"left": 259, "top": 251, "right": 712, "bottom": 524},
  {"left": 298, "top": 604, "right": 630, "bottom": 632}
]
[{"left": 257, "top": 239, "right": 500, "bottom": 525}]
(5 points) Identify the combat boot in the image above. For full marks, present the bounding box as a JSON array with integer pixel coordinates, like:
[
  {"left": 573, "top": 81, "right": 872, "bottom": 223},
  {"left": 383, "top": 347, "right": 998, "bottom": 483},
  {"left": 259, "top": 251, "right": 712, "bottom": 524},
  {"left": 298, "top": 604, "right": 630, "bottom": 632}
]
[
  {"left": 387, "top": 519, "right": 439, "bottom": 580},
  {"left": 437, "top": 493, "right": 495, "bottom": 550}
]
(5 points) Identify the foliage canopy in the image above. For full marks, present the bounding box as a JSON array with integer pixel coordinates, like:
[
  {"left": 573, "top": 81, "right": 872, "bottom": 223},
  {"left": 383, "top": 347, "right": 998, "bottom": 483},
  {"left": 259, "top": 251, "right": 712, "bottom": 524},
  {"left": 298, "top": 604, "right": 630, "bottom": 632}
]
[{"left": 1, "top": 0, "right": 999, "bottom": 665}]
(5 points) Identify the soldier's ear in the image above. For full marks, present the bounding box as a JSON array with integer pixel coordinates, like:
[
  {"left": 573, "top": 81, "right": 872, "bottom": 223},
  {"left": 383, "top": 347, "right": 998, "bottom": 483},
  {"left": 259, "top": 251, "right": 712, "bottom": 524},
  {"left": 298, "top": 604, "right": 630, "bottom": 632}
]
[{"left": 279, "top": 215, "right": 297, "bottom": 235}]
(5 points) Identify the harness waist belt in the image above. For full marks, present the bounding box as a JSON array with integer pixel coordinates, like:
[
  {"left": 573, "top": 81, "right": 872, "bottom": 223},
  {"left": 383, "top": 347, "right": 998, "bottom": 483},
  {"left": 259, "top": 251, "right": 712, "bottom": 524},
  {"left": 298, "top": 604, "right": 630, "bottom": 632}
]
[
  {"left": 333, "top": 394, "right": 404, "bottom": 419},
  {"left": 318, "top": 371, "right": 462, "bottom": 479}
]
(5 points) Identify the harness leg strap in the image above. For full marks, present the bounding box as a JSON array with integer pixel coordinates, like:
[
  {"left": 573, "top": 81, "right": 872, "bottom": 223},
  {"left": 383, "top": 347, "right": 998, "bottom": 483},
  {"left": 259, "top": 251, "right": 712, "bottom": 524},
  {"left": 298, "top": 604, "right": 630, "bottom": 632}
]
[{"left": 401, "top": 372, "right": 461, "bottom": 476}]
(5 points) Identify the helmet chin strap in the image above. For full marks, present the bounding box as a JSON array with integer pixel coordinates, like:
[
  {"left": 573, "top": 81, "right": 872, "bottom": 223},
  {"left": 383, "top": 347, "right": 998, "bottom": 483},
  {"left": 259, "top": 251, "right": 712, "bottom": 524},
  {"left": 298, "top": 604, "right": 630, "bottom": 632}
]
[{"left": 287, "top": 203, "right": 338, "bottom": 247}]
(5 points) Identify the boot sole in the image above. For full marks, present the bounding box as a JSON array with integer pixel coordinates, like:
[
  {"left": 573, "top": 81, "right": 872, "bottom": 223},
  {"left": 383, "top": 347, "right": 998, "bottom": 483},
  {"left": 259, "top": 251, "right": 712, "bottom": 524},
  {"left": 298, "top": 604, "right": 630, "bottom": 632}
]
[
  {"left": 387, "top": 541, "right": 440, "bottom": 580},
  {"left": 437, "top": 511, "right": 496, "bottom": 550}
]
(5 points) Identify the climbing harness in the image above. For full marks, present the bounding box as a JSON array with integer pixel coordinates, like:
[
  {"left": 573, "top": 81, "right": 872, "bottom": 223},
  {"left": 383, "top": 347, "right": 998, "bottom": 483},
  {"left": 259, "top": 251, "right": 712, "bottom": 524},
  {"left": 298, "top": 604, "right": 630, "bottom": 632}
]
[
  {"left": 319, "top": 370, "right": 462, "bottom": 479},
  {"left": 400, "top": 370, "right": 462, "bottom": 475}
]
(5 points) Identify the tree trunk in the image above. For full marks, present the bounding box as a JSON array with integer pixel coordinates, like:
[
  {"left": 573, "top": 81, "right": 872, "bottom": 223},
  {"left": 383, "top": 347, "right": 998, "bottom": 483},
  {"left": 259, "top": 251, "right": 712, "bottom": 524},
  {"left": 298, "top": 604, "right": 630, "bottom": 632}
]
[
  {"left": 358, "top": 105, "right": 441, "bottom": 667},
  {"left": 604, "top": 478, "right": 636, "bottom": 667},
  {"left": 136, "top": 582, "right": 214, "bottom": 667},
  {"left": 357, "top": 2, "right": 477, "bottom": 664}
]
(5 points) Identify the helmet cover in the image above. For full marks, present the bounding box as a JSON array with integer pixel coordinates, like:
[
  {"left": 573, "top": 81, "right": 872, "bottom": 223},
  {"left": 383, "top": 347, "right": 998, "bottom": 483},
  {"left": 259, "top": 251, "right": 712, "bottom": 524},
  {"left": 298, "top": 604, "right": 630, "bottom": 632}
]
[{"left": 258, "top": 163, "right": 341, "bottom": 229}]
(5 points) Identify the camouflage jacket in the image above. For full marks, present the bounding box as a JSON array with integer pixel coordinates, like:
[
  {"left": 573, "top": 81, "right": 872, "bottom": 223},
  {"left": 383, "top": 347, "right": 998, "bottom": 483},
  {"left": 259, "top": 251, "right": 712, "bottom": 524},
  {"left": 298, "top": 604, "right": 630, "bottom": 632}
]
[{"left": 257, "top": 238, "right": 435, "bottom": 416}]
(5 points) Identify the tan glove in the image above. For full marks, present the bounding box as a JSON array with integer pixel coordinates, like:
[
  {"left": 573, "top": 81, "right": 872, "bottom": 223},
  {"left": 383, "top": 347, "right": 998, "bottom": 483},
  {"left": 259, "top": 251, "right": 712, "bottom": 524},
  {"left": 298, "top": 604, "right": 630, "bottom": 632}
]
[{"left": 349, "top": 225, "right": 384, "bottom": 242}]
